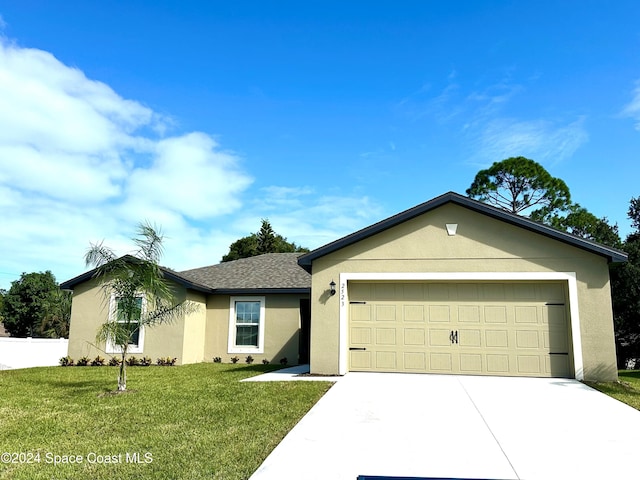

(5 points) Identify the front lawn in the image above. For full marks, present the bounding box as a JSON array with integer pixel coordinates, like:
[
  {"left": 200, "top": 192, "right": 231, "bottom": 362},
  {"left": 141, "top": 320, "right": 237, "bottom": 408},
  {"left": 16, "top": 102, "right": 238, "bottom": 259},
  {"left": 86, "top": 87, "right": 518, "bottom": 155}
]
[
  {"left": 0, "top": 363, "right": 332, "bottom": 480},
  {"left": 586, "top": 370, "right": 640, "bottom": 410}
]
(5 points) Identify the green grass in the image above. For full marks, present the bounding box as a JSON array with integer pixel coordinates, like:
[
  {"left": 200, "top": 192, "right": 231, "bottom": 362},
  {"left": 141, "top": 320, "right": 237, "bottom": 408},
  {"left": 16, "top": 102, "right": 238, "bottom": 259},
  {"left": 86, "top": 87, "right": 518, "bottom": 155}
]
[
  {"left": 586, "top": 370, "right": 640, "bottom": 410},
  {"left": 0, "top": 363, "right": 332, "bottom": 480}
]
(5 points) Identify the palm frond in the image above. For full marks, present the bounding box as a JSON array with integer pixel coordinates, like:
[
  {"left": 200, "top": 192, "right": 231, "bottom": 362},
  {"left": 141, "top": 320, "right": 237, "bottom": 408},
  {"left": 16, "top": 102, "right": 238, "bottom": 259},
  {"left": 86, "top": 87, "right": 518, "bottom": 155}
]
[
  {"left": 134, "top": 221, "right": 165, "bottom": 264},
  {"left": 85, "top": 241, "right": 117, "bottom": 269}
]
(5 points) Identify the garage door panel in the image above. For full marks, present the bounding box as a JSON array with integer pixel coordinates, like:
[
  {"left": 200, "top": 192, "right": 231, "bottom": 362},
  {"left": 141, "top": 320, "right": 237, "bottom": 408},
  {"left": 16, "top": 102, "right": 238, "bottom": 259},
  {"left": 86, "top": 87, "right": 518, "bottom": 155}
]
[
  {"left": 351, "top": 304, "right": 371, "bottom": 321},
  {"left": 427, "top": 284, "right": 451, "bottom": 301},
  {"left": 404, "top": 305, "right": 425, "bottom": 322},
  {"left": 512, "top": 284, "right": 537, "bottom": 300},
  {"left": 481, "top": 284, "right": 506, "bottom": 301},
  {"left": 404, "top": 352, "right": 427, "bottom": 370},
  {"left": 459, "top": 329, "right": 481, "bottom": 347},
  {"left": 349, "top": 283, "right": 372, "bottom": 301},
  {"left": 348, "top": 281, "right": 573, "bottom": 378},
  {"left": 457, "top": 284, "right": 480, "bottom": 300},
  {"left": 460, "top": 354, "right": 482, "bottom": 372},
  {"left": 351, "top": 327, "right": 372, "bottom": 345},
  {"left": 429, "top": 305, "right": 451, "bottom": 322},
  {"left": 540, "top": 283, "right": 565, "bottom": 302},
  {"left": 403, "top": 328, "right": 426, "bottom": 346},
  {"left": 375, "top": 328, "right": 396, "bottom": 345},
  {"left": 517, "top": 355, "right": 542, "bottom": 374},
  {"left": 486, "top": 329, "right": 509, "bottom": 348},
  {"left": 458, "top": 305, "right": 480, "bottom": 323},
  {"left": 376, "top": 351, "right": 397, "bottom": 370},
  {"left": 486, "top": 354, "right": 510, "bottom": 373},
  {"left": 402, "top": 284, "right": 425, "bottom": 301},
  {"left": 375, "top": 305, "right": 396, "bottom": 321},
  {"left": 516, "top": 330, "right": 540, "bottom": 349},
  {"left": 350, "top": 351, "right": 372, "bottom": 369},
  {"left": 547, "top": 354, "right": 570, "bottom": 377},
  {"left": 374, "top": 283, "right": 400, "bottom": 300},
  {"left": 515, "top": 306, "right": 538, "bottom": 323},
  {"left": 429, "top": 329, "right": 453, "bottom": 347},
  {"left": 429, "top": 353, "right": 452, "bottom": 371},
  {"left": 484, "top": 306, "right": 507, "bottom": 323}
]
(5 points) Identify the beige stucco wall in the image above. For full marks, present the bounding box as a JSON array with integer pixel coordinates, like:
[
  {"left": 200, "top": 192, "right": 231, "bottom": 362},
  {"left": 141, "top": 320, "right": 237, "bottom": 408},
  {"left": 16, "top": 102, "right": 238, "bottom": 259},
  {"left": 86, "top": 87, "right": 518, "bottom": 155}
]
[
  {"left": 204, "top": 293, "right": 307, "bottom": 365},
  {"left": 181, "top": 290, "right": 208, "bottom": 364},
  {"left": 67, "top": 279, "right": 206, "bottom": 364},
  {"left": 309, "top": 203, "right": 618, "bottom": 381}
]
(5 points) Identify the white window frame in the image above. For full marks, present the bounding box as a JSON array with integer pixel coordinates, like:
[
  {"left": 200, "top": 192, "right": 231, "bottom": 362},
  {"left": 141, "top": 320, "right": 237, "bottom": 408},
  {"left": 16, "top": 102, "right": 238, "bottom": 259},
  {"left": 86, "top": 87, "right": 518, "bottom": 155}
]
[
  {"left": 228, "top": 296, "right": 265, "bottom": 354},
  {"left": 106, "top": 294, "right": 146, "bottom": 355}
]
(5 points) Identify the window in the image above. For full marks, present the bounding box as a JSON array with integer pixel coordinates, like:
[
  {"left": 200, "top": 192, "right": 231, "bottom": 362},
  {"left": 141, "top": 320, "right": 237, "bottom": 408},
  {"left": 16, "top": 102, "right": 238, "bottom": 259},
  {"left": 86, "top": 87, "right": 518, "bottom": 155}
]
[
  {"left": 228, "top": 296, "right": 265, "bottom": 354},
  {"left": 107, "top": 295, "right": 145, "bottom": 354}
]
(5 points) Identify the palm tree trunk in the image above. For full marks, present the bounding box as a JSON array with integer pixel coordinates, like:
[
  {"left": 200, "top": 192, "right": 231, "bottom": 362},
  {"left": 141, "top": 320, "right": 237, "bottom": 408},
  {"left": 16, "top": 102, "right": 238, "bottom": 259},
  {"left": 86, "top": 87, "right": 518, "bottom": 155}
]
[{"left": 118, "top": 349, "right": 127, "bottom": 391}]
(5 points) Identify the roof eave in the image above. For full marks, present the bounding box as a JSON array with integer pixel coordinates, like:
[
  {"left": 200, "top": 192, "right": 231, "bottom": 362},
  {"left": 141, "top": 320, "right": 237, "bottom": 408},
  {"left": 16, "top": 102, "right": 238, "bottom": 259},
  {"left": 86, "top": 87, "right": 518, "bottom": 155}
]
[
  {"left": 213, "top": 287, "right": 311, "bottom": 295},
  {"left": 297, "top": 191, "right": 628, "bottom": 268},
  {"left": 59, "top": 261, "right": 214, "bottom": 294}
]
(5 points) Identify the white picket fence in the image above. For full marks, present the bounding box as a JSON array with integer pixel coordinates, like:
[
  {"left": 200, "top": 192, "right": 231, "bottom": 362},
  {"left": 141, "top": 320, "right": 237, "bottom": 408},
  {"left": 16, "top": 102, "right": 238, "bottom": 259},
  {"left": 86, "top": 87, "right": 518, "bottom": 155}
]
[{"left": 0, "top": 337, "right": 68, "bottom": 370}]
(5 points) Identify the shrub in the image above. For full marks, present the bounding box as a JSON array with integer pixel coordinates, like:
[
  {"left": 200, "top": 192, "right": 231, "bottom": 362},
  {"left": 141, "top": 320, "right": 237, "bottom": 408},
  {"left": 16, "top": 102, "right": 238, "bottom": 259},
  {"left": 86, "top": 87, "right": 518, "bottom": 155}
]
[
  {"left": 76, "top": 356, "right": 91, "bottom": 366},
  {"left": 140, "top": 356, "right": 153, "bottom": 366},
  {"left": 90, "top": 356, "right": 105, "bottom": 366},
  {"left": 108, "top": 357, "right": 121, "bottom": 366},
  {"left": 156, "top": 357, "right": 177, "bottom": 366},
  {"left": 126, "top": 356, "right": 139, "bottom": 367},
  {"left": 245, "top": 355, "right": 254, "bottom": 364},
  {"left": 262, "top": 358, "right": 270, "bottom": 365},
  {"left": 59, "top": 356, "right": 74, "bottom": 367},
  {"left": 230, "top": 356, "right": 240, "bottom": 364},
  {"left": 213, "top": 357, "right": 222, "bottom": 363},
  {"left": 279, "top": 357, "right": 288, "bottom": 366}
]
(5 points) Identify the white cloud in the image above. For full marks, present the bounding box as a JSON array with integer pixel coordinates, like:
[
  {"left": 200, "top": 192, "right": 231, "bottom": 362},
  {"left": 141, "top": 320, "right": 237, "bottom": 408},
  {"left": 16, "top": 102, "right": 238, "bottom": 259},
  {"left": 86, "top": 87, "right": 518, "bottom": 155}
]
[
  {"left": 125, "top": 132, "right": 253, "bottom": 221},
  {"left": 399, "top": 72, "right": 588, "bottom": 165},
  {"left": 0, "top": 35, "right": 383, "bottom": 289},
  {"left": 474, "top": 117, "right": 588, "bottom": 164},
  {"left": 0, "top": 38, "right": 254, "bottom": 288},
  {"left": 252, "top": 187, "right": 385, "bottom": 249},
  {"left": 622, "top": 81, "right": 640, "bottom": 130}
]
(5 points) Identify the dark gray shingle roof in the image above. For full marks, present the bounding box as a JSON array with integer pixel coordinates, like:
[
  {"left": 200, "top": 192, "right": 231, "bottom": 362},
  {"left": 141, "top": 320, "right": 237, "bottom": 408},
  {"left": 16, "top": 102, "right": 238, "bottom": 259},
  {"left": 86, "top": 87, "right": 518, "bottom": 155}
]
[{"left": 179, "top": 253, "right": 310, "bottom": 292}]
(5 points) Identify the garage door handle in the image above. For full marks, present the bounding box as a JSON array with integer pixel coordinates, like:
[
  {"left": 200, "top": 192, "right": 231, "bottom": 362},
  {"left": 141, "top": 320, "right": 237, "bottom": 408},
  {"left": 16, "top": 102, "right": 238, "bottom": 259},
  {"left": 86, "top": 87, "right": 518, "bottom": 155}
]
[
  {"left": 349, "top": 347, "right": 367, "bottom": 351},
  {"left": 449, "top": 330, "right": 458, "bottom": 344}
]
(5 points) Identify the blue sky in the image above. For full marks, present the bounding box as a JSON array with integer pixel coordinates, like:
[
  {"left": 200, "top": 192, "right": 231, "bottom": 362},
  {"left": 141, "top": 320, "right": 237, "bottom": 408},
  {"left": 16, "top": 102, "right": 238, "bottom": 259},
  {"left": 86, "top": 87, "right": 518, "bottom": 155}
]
[{"left": 1, "top": 1, "right": 640, "bottom": 289}]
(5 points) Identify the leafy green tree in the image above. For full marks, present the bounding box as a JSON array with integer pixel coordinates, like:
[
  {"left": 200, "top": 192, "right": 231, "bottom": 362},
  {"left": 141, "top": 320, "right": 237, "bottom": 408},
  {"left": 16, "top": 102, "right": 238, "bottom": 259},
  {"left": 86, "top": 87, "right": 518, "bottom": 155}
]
[
  {"left": 611, "top": 197, "right": 640, "bottom": 368},
  {"left": 86, "top": 222, "right": 196, "bottom": 391},
  {"left": 466, "top": 156, "right": 622, "bottom": 248},
  {"left": 1, "top": 271, "right": 68, "bottom": 337},
  {"left": 466, "top": 156, "right": 572, "bottom": 221},
  {"left": 39, "top": 288, "right": 72, "bottom": 338},
  {"left": 548, "top": 204, "right": 621, "bottom": 248},
  {"left": 222, "top": 219, "right": 309, "bottom": 262},
  {"left": 222, "top": 234, "right": 259, "bottom": 262}
]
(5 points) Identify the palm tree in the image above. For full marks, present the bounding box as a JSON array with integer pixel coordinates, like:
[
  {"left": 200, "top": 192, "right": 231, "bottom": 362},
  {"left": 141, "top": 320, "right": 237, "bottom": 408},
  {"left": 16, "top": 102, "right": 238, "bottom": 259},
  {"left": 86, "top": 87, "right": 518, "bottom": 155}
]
[{"left": 86, "top": 222, "right": 194, "bottom": 391}]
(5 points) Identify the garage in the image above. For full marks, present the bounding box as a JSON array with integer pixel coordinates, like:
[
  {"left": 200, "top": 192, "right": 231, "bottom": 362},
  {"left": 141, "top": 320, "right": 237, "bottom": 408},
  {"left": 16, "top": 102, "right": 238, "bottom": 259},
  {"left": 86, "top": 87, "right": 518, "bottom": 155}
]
[
  {"left": 348, "top": 281, "right": 572, "bottom": 377},
  {"left": 299, "top": 192, "right": 626, "bottom": 381}
]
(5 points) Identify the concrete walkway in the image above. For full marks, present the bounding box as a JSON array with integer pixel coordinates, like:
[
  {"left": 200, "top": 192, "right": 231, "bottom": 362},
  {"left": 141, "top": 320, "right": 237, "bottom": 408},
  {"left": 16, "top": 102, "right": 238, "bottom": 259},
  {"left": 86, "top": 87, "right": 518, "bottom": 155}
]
[
  {"left": 241, "top": 364, "right": 342, "bottom": 382},
  {"left": 249, "top": 373, "right": 640, "bottom": 480}
]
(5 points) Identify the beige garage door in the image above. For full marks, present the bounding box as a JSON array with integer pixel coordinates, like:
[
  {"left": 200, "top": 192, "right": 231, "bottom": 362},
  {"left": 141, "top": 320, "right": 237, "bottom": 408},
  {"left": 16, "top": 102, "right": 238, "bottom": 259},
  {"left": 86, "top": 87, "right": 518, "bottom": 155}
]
[{"left": 349, "top": 281, "right": 573, "bottom": 377}]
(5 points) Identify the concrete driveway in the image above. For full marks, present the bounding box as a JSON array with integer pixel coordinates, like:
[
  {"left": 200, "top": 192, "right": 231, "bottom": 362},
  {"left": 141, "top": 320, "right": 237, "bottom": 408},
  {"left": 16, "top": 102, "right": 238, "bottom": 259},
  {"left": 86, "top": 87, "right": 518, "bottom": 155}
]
[{"left": 249, "top": 373, "right": 640, "bottom": 480}]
